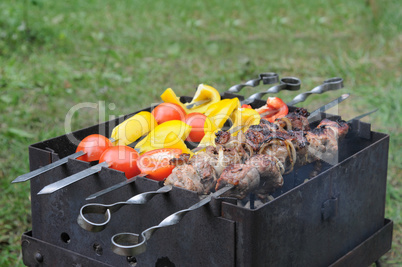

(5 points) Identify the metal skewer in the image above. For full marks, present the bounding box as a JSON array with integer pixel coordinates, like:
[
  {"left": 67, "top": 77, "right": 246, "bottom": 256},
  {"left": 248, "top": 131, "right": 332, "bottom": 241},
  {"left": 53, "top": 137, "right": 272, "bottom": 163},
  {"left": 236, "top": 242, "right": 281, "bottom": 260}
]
[
  {"left": 241, "top": 77, "right": 301, "bottom": 106},
  {"left": 111, "top": 184, "right": 235, "bottom": 256},
  {"left": 12, "top": 136, "right": 116, "bottom": 184},
  {"left": 14, "top": 73, "right": 280, "bottom": 184},
  {"left": 86, "top": 94, "right": 350, "bottom": 200},
  {"left": 85, "top": 125, "right": 245, "bottom": 200},
  {"left": 286, "top": 77, "right": 344, "bottom": 106},
  {"left": 86, "top": 175, "right": 143, "bottom": 200},
  {"left": 186, "top": 72, "right": 280, "bottom": 109},
  {"left": 348, "top": 109, "right": 377, "bottom": 122},
  {"left": 307, "top": 93, "right": 350, "bottom": 123},
  {"left": 77, "top": 185, "right": 172, "bottom": 232},
  {"left": 37, "top": 161, "right": 110, "bottom": 195},
  {"left": 226, "top": 73, "right": 279, "bottom": 93},
  {"left": 12, "top": 151, "right": 85, "bottom": 183},
  {"left": 185, "top": 99, "right": 210, "bottom": 109},
  {"left": 259, "top": 77, "right": 344, "bottom": 118}
]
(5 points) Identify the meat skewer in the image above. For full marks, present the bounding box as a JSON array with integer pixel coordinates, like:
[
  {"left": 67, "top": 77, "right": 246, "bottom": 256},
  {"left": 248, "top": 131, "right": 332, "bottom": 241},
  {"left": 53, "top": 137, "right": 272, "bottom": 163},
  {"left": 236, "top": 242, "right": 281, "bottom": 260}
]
[
  {"left": 109, "top": 110, "right": 376, "bottom": 257},
  {"left": 166, "top": 117, "right": 350, "bottom": 199},
  {"left": 84, "top": 126, "right": 244, "bottom": 200},
  {"left": 13, "top": 74, "right": 279, "bottom": 184},
  {"left": 85, "top": 93, "right": 348, "bottom": 200},
  {"left": 12, "top": 110, "right": 156, "bottom": 184}
]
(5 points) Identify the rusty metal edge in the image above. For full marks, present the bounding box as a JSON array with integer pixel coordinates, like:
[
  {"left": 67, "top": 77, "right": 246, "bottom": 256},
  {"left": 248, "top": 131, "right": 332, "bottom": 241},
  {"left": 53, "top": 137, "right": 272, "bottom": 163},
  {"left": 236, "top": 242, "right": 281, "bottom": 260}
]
[{"left": 329, "top": 219, "right": 393, "bottom": 267}]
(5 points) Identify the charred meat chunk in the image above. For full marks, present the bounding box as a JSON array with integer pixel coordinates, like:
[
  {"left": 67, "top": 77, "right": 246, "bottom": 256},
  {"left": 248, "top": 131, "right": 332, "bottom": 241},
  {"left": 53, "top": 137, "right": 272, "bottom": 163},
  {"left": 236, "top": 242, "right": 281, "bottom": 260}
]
[
  {"left": 275, "top": 108, "right": 311, "bottom": 131},
  {"left": 196, "top": 146, "right": 242, "bottom": 176},
  {"left": 285, "top": 112, "right": 310, "bottom": 131},
  {"left": 245, "top": 154, "right": 284, "bottom": 194},
  {"left": 245, "top": 124, "right": 273, "bottom": 151},
  {"left": 305, "top": 119, "right": 349, "bottom": 163},
  {"left": 169, "top": 153, "right": 191, "bottom": 166},
  {"left": 293, "top": 107, "right": 310, "bottom": 117},
  {"left": 165, "top": 162, "right": 217, "bottom": 194},
  {"left": 215, "top": 130, "right": 231, "bottom": 145},
  {"left": 215, "top": 164, "right": 260, "bottom": 199}
]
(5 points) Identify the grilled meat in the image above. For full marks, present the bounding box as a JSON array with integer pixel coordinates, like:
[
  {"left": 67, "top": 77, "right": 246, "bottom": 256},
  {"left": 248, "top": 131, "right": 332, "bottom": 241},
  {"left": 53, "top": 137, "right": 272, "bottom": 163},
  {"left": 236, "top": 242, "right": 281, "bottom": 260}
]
[
  {"left": 200, "top": 146, "right": 242, "bottom": 175},
  {"left": 316, "top": 119, "right": 349, "bottom": 137},
  {"left": 169, "top": 153, "right": 191, "bottom": 166},
  {"left": 165, "top": 117, "right": 350, "bottom": 200},
  {"left": 165, "top": 146, "right": 241, "bottom": 193},
  {"left": 293, "top": 107, "right": 310, "bottom": 117},
  {"left": 245, "top": 124, "right": 273, "bottom": 151},
  {"left": 165, "top": 161, "right": 217, "bottom": 194},
  {"left": 258, "top": 137, "right": 291, "bottom": 171},
  {"left": 305, "top": 119, "right": 349, "bottom": 163},
  {"left": 215, "top": 108, "right": 310, "bottom": 147},
  {"left": 275, "top": 108, "right": 310, "bottom": 131},
  {"left": 245, "top": 154, "right": 284, "bottom": 194},
  {"left": 215, "top": 164, "right": 260, "bottom": 199},
  {"left": 215, "top": 131, "right": 231, "bottom": 145}
]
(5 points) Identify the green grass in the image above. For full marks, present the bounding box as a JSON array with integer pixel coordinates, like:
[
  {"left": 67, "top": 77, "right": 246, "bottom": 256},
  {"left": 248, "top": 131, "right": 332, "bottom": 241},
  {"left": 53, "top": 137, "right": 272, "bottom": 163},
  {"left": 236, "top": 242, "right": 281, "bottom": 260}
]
[{"left": 0, "top": 0, "right": 401, "bottom": 265}]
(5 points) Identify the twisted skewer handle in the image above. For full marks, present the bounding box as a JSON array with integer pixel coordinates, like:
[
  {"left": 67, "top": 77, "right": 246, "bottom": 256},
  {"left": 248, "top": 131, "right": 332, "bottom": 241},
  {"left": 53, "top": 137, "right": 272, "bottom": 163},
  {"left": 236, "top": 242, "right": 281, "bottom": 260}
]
[
  {"left": 226, "top": 73, "right": 279, "bottom": 93},
  {"left": 241, "top": 77, "right": 301, "bottom": 105},
  {"left": 77, "top": 185, "right": 172, "bottom": 232},
  {"left": 111, "top": 185, "right": 234, "bottom": 256},
  {"left": 287, "top": 77, "right": 344, "bottom": 106}
]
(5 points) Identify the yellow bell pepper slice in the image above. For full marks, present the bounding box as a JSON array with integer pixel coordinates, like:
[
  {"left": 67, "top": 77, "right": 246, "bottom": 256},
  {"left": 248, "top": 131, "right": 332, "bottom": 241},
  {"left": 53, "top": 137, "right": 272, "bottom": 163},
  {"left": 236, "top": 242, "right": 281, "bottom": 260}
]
[
  {"left": 135, "top": 120, "right": 192, "bottom": 153},
  {"left": 160, "top": 84, "right": 221, "bottom": 114},
  {"left": 196, "top": 116, "right": 219, "bottom": 147},
  {"left": 160, "top": 88, "right": 189, "bottom": 113},
  {"left": 197, "top": 98, "right": 240, "bottom": 148},
  {"left": 204, "top": 98, "right": 240, "bottom": 129},
  {"left": 187, "top": 84, "right": 221, "bottom": 113},
  {"left": 111, "top": 111, "right": 157, "bottom": 146},
  {"left": 138, "top": 132, "right": 193, "bottom": 155},
  {"left": 229, "top": 107, "right": 261, "bottom": 136}
]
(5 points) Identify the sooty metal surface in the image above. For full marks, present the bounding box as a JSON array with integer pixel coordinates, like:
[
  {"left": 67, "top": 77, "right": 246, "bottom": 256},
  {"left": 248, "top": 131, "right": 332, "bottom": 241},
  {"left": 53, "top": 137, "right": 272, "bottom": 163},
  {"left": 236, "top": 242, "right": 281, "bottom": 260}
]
[
  {"left": 23, "top": 95, "right": 391, "bottom": 266},
  {"left": 221, "top": 131, "right": 389, "bottom": 266},
  {"left": 20, "top": 219, "right": 393, "bottom": 266}
]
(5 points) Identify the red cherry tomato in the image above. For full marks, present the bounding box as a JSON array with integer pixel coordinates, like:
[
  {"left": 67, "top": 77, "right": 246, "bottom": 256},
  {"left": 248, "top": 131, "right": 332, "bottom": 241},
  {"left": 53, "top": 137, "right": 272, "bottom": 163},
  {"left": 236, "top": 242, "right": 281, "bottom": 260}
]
[
  {"left": 99, "top": 146, "right": 141, "bottom": 179},
  {"left": 184, "top": 112, "right": 207, "bottom": 143},
  {"left": 137, "top": 148, "right": 182, "bottom": 181},
  {"left": 76, "top": 134, "right": 113, "bottom": 162},
  {"left": 151, "top": 103, "right": 186, "bottom": 124},
  {"left": 256, "top": 97, "right": 288, "bottom": 122}
]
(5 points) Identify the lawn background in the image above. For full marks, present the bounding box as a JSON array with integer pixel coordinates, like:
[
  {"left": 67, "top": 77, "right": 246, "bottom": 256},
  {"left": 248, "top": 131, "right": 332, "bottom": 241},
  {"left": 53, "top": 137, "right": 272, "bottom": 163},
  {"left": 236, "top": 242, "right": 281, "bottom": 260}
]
[{"left": 0, "top": 0, "right": 400, "bottom": 265}]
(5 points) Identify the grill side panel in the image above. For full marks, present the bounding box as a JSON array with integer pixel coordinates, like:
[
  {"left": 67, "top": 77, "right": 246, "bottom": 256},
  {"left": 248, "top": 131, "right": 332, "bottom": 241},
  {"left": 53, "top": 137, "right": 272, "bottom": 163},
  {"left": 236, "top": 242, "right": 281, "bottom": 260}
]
[{"left": 222, "top": 132, "right": 389, "bottom": 267}]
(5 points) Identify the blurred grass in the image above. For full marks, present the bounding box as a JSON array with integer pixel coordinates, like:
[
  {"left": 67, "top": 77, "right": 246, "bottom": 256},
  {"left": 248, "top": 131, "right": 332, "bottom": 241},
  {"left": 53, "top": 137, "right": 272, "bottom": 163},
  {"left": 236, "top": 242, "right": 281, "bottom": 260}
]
[{"left": 0, "top": 0, "right": 400, "bottom": 265}]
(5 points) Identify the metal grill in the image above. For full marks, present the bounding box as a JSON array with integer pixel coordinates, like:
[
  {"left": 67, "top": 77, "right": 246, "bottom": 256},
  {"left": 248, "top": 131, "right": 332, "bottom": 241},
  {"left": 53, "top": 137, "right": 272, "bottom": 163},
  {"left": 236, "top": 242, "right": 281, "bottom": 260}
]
[{"left": 20, "top": 94, "right": 392, "bottom": 266}]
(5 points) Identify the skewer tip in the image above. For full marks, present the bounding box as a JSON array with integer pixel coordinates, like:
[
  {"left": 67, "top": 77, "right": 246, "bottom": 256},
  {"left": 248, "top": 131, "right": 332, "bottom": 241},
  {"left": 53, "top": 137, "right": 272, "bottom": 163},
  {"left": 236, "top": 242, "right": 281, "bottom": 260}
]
[
  {"left": 85, "top": 195, "right": 96, "bottom": 201},
  {"left": 37, "top": 186, "right": 56, "bottom": 195},
  {"left": 12, "top": 174, "right": 29, "bottom": 183},
  {"left": 11, "top": 178, "right": 22, "bottom": 183}
]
